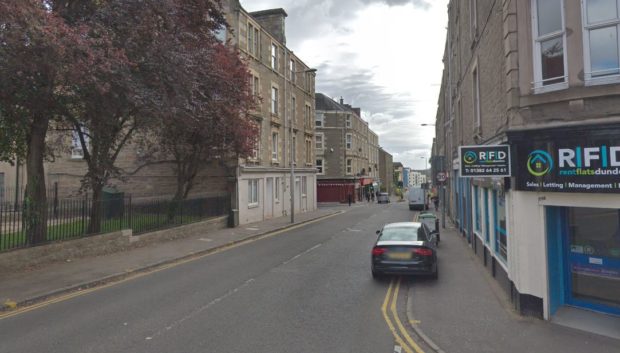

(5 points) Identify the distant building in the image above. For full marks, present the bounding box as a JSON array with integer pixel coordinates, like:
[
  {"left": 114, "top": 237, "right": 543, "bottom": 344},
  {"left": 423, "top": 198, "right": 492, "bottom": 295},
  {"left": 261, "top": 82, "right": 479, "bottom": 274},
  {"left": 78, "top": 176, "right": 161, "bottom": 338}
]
[
  {"left": 315, "top": 93, "right": 382, "bottom": 202},
  {"left": 379, "top": 149, "right": 394, "bottom": 194}
]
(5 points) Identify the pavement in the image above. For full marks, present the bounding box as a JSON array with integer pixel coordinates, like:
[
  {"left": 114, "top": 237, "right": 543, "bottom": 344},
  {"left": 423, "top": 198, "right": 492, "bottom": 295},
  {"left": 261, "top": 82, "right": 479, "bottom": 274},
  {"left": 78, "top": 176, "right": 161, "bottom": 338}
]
[
  {"left": 406, "top": 211, "right": 620, "bottom": 353},
  {"left": 0, "top": 204, "right": 354, "bottom": 311}
]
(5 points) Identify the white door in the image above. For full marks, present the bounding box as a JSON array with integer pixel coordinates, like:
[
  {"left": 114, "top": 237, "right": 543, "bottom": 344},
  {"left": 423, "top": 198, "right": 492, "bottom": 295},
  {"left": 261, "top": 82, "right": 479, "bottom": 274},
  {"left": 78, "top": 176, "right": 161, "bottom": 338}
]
[{"left": 265, "top": 178, "right": 273, "bottom": 219}]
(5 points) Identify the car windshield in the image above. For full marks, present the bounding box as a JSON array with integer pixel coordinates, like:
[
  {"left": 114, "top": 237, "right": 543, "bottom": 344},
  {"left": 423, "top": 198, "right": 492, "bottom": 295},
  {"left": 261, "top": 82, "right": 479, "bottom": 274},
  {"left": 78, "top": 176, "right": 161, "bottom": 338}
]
[{"left": 380, "top": 226, "right": 425, "bottom": 242}]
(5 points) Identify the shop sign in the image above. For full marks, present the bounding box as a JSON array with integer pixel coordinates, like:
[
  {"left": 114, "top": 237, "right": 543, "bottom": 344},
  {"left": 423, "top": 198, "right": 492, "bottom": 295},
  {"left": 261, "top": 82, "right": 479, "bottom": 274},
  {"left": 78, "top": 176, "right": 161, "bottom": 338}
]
[
  {"left": 515, "top": 138, "right": 620, "bottom": 193},
  {"left": 459, "top": 145, "right": 511, "bottom": 177}
]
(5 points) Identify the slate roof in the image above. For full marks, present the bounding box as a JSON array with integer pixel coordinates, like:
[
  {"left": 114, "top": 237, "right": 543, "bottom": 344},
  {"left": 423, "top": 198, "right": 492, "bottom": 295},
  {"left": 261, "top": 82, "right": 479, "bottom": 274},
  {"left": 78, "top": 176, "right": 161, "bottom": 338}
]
[{"left": 315, "top": 93, "right": 348, "bottom": 112}]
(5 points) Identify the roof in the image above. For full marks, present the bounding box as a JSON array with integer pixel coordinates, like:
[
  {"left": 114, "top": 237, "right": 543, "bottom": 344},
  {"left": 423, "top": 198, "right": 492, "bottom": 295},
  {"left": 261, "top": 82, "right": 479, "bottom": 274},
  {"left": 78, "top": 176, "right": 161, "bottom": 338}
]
[
  {"left": 393, "top": 162, "right": 403, "bottom": 168},
  {"left": 315, "top": 93, "right": 348, "bottom": 112},
  {"left": 384, "top": 222, "right": 421, "bottom": 228},
  {"left": 249, "top": 8, "right": 288, "bottom": 18}
]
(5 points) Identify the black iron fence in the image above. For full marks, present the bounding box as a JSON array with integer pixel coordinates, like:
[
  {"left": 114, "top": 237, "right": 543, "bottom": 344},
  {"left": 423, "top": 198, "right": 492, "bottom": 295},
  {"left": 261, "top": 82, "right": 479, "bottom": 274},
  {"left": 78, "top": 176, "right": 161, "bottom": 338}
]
[{"left": 0, "top": 195, "right": 230, "bottom": 253}]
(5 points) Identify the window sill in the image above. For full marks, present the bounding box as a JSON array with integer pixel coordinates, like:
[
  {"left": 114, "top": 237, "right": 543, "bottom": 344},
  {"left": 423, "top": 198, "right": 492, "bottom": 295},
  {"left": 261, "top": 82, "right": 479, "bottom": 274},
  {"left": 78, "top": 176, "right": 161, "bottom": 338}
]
[
  {"left": 585, "top": 76, "right": 620, "bottom": 87},
  {"left": 533, "top": 81, "right": 568, "bottom": 94},
  {"left": 248, "top": 203, "right": 259, "bottom": 209}
]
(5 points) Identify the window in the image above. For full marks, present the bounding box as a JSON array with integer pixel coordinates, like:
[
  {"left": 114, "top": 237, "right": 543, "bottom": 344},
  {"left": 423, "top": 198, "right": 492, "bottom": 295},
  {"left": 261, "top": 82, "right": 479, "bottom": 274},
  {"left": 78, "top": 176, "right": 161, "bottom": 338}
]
[
  {"left": 306, "top": 139, "right": 312, "bottom": 164},
  {"left": 346, "top": 133, "right": 352, "bottom": 149},
  {"left": 250, "top": 124, "right": 260, "bottom": 160},
  {"left": 582, "top": 0, "right": 620, "bottom": 83},
  {"left": 315, "top": 133, "right": 323, "bottom": 150},
  {"left": 346, "top": 115, "right": 352, "bottom": 128},
  {"left": 315, "top": 113, "right": 324, "bottom": 127},
  {"left": 472, "top": 65, "right": 481, "bottom": 130},
  {"left": 493, "top": 190, "right": 508, "bottom": 262},
  {"left": 302, "top": 176, "right": 307, "bottom": 197},
  {"left": 271, "top": 86, "right": 278, "bottom": 115},
  {"left": 292, "top": 135, "right": 297, "bottom": 163},
  {"left": 473, "top": 186, "right": 481, "bottom": 233},
  {"left": 254, "top": 28, "right": 260, "bottom": 56},
  {"left": 0, "top": 172, "right": 4, "bottom": 201},
  {"left": 316, "top": 158, "right": 324, "bottom": 174},
  {"left": 251, "top": 75, "right": 260, "bottom": 97},
  {"left": 275, "top": 177, "right": 280, "bottom": 201},
  {"left": 248, "top": 179, "right": 259, "bottom": 207},
  {"left": 532, "top": 0, "right": 566, "bottom": 91},
  {"left": 470, "top": 0, "right": 477, "bottom": 40},
  {"left": 290, "top": 59, "right": 296, "bottom": 83},
  {"left": 247, "top": 24, "right": 254, "bottom": 53},
  {"left": 272, "top": 132, "right": 278, "bottom": 161},
  {"left": 291, "top": 96, "right": 296, "bottom": 125},
  {"left": 71, "top": 126, "right": 89, "bottom": 159},
  {"left": 305, "top": 104, "right": 311, "bottom": 129},
  {"left": 271, "top": 43, "right": 278, "bottom": 70},
  {"left": 346, "top": 159, "right": 352, "bottom": 174}
]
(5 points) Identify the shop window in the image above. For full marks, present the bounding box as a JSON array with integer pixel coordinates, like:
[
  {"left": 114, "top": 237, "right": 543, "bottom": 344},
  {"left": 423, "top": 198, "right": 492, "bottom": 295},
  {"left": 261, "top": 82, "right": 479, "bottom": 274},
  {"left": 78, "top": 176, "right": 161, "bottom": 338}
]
[
  {"left": 473, "top": 185, "right": 481, "bottom": 234},
  {"left": 484, "top": 188, "right": 490, "bottom": 244},
  {"left": 493, "top": 190, "right": 508, "bottom": 262},
  {"left": 568, "top": 207, "right": 620, "bottom": 311}
]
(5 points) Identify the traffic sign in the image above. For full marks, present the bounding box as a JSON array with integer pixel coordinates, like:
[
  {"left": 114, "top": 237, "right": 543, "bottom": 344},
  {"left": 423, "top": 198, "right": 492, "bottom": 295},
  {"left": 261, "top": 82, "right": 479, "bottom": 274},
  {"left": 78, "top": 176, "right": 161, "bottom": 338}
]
[{"left": 436, "top": 172, "right": 447, "bottom": 182}]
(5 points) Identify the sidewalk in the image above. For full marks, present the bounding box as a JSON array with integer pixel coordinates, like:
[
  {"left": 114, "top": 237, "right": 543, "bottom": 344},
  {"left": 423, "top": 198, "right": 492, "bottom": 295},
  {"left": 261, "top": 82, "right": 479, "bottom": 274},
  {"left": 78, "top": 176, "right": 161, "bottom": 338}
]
[
  {"left": 407, "top": 216, "right": 620, "bottom": 353},
  {"left": 0, "top": 206, "right": 346, "bottom": 311}
]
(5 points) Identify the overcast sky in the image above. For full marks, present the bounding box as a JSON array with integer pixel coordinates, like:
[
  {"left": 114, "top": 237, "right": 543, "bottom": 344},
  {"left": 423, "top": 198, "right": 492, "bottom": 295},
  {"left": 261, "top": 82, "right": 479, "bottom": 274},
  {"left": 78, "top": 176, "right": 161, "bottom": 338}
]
[{"left": 241, "top": 0, "right": 448, "bottom": 170}]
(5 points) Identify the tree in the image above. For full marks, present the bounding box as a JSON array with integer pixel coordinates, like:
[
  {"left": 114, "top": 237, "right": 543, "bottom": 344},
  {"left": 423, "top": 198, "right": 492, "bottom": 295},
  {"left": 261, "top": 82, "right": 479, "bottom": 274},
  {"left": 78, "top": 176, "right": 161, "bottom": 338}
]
[
  {"left": 57, "top": 0, "right": 234, "bottom": 232},
  {"left": 138, "top": 41, "right": 257, "bottom": 210},
  {"left": 0, "top": 0, "right": 105, "bottom": 244}
]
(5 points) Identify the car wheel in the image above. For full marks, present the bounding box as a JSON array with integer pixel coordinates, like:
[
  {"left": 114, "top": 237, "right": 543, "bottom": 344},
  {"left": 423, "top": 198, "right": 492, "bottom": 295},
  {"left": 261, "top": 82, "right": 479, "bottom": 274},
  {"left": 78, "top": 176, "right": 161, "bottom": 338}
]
[
  {"left": 431, "top": 265, "right": 438, "bottom": 280},
  {"left": 372, "top": 269, "right": 381, "bottom": 279}
]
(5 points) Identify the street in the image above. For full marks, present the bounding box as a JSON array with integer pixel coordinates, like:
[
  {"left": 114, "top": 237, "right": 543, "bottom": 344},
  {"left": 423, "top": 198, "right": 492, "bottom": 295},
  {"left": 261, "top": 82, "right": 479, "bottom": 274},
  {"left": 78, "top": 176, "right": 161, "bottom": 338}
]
[
  {"left": 0, "top": 202, "right": 429, "bottom": 353},
  {"left": 1, "top": 201, "right": 619, "bottom": 353}
]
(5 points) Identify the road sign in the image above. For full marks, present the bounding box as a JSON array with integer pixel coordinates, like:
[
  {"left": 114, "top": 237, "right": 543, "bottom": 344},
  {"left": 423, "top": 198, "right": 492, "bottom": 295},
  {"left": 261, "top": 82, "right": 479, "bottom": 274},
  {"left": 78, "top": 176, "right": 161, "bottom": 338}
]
[{"left": 436, "top": 172, "right": 447, "bottom": 182}]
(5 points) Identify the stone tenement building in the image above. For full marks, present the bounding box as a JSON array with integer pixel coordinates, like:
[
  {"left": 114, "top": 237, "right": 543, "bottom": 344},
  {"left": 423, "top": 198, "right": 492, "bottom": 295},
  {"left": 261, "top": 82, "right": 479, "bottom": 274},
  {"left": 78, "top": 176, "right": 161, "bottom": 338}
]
[
  {"left": 434, "top": 0, "right": 620, "bottom": 324},
  {"left": 221, "top": 1, "right": 317, "bottom": 224},
  {"left": 314, "top": 93, "right": 382, "bottom": 202}
]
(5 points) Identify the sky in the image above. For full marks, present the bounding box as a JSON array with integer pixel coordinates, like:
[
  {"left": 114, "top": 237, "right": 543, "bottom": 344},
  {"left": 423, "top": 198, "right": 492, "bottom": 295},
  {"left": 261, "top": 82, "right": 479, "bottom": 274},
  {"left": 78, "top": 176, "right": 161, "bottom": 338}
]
[{"left": 241, "top": 0, "right": 448, "bottom": 170}]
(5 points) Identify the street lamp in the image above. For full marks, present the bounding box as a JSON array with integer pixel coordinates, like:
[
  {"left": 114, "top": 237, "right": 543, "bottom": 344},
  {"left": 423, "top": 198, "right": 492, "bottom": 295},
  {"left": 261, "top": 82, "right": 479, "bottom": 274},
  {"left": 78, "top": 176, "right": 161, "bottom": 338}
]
[{"left": 287, "top": 67, "right": 317, "bottom": 224}]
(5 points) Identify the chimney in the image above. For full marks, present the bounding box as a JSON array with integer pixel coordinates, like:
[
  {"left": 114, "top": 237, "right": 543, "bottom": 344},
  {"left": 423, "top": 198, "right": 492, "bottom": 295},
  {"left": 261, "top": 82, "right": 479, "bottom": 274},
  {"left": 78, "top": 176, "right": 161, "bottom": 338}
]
[
  {"left": 339, "top": 97, "right": 344, "bottom": 105},
  {"left": 250, "top": 8, "right": 288, "bottom": 45},
  {"left": 353, "top": 108, "right": 361, "bottom": 117}
]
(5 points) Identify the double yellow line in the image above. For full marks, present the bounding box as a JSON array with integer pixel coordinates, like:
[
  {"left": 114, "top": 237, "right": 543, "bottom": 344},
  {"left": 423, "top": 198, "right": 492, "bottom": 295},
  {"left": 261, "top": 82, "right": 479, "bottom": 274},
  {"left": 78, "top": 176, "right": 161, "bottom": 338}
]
[{"left": 381, "top": 278, "right": 425, "bottom": 353}]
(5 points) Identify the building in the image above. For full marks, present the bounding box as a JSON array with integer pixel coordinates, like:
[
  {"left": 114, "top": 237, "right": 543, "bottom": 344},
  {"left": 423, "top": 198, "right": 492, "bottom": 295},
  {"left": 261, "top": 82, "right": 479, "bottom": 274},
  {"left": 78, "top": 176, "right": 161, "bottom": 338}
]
[
  {"left": 434, "top": 0, "right": 620, "bottom": 324},
  {"left": 402, "top": 168, "right": 410, "bottom": 189},
  {"left": 222, "top": 1, "right": 317, "bottom": 223},
  {"left": 314, "top": 93, "right": 378, "bottom": 202},
  {"left": 393, "top": 162, "right": 404, "bottom": 189},
  {"left": 379, "top": 148, "right": 394, "bottom": 195}
]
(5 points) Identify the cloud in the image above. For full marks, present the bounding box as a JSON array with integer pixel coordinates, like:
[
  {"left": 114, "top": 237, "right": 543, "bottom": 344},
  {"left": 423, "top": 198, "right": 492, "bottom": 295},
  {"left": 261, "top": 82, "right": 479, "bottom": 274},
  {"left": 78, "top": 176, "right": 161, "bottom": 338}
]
[{"left": 240, "top": 0, "right": 446, "bottom": 169}]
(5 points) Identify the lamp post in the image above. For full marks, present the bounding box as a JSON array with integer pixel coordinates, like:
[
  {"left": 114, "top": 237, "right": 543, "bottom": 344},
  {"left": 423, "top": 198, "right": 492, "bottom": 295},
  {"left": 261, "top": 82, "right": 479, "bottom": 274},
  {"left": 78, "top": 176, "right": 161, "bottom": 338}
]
[{"left": 287, "top": 66, "right": 316, "bottom": 224}]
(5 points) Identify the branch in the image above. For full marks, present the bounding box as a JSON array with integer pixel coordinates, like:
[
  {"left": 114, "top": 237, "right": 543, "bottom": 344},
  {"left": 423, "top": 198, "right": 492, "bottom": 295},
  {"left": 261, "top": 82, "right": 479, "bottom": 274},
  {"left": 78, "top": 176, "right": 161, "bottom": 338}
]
[{"left": 122, "top": 159, "right": 176, "bottom": 175}]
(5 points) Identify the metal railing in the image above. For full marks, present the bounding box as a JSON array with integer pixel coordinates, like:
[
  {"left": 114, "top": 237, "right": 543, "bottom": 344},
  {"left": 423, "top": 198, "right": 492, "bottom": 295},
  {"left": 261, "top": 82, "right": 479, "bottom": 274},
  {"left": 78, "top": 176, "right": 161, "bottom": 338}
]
[{"left": 0, "top": 195, "right": 230, "bottom": 253}]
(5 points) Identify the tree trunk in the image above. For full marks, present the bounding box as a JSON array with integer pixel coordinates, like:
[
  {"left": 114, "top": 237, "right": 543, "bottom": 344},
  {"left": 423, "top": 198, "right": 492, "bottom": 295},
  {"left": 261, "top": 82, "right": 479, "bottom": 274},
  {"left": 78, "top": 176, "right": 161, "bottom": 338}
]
[
  {"left": 24, "top": 117, "right": 49, "bottom": 245},
  {"left": 88, "top": 183, "right": 103, "bottom": 234},
  {"left": 167, "top": 169, "right": 187, "bottom": 222}
]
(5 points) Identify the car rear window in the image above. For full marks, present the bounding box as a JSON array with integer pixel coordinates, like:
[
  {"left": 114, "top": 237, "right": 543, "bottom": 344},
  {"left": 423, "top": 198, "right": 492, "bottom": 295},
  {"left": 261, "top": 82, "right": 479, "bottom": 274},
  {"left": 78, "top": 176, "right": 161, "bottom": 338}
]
[{"left": 380, "top": 226, "right": 426, "bottom": 242}]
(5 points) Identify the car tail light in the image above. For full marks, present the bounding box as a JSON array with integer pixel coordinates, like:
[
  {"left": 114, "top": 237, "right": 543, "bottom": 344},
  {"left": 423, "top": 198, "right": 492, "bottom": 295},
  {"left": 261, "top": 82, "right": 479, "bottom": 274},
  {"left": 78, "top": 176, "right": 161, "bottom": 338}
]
[
  {"left": 413, "top": 248, "right": 433, "bottom": 256},
  {"left": 372, "top": 247, "right": 386, "bottom": 256}
]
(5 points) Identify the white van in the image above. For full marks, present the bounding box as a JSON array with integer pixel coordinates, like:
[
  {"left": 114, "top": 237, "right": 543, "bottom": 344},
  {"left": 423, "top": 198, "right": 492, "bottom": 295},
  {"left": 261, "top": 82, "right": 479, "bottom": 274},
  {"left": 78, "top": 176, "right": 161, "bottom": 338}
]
[{"left": 408, "top": 187, "right": 426, "bottom": 211}]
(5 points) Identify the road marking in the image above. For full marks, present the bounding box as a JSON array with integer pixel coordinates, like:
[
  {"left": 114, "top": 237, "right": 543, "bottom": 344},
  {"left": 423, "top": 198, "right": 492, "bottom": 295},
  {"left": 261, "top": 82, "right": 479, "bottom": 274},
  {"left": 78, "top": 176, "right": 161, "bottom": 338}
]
[
  {"left": 391, "top": 279, "right": 425, "bottom": 353},
  {"left": 346, "top": 228, "right": 362, "bottom": 232},
  {"left": 198, "top": 238, "right": 213, "bottom": 242},
  {"left": 281, "top": 244, "right": 322, "bottom": 266},
  {"left": 394, "top": 345, "right": 403, "bottom": 353},
  {"left": 0, "top": 211, "right": 345, "bottom": 320},
  {"left": 381, "top": 279, "right": 414, "bottom": 353}
]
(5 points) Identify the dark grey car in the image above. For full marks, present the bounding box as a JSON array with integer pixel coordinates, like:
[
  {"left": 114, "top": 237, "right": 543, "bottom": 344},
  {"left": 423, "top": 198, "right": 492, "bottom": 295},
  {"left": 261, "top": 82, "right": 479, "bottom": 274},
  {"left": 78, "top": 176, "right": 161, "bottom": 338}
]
[{"left": 371, "top": 222, "right": 438, "bottom": 279}]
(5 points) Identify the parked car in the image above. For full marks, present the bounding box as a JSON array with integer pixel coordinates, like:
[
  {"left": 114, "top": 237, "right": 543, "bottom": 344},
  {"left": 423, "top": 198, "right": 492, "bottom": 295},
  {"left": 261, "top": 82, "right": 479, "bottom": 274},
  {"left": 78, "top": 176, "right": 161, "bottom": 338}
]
[
  {"left": 408, "top": 187, "right": 426, "bottom": 210},
  {"left": 418, "top": 212, "right": 440, "bottom": 243},
  {"left": 371, "top": 222, "right": 438, "bottom": 279},
  {"left": 377, "top": 192, "right": 390, "bottom": 204}
]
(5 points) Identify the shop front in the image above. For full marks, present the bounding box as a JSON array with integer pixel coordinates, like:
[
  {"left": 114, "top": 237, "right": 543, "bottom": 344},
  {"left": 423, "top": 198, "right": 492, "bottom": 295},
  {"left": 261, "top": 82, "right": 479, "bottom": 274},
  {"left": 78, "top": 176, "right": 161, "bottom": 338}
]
[{"left": 509, "top": 125, "right": 620, "bottom": 318}]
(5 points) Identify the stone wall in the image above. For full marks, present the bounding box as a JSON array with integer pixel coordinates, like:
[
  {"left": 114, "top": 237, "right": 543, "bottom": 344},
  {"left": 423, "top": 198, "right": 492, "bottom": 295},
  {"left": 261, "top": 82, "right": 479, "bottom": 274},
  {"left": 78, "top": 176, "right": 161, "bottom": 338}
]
[{"left": 0, "top": 216, "right": 227, "bottom": 273}]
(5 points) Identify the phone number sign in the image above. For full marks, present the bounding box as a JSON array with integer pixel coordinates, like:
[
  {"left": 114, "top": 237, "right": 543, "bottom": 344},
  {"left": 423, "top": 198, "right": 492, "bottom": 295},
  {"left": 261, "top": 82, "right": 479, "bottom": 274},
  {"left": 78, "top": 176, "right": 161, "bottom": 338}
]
[{"left": 459, "top": 145, "right": 512, "bottom": 177}]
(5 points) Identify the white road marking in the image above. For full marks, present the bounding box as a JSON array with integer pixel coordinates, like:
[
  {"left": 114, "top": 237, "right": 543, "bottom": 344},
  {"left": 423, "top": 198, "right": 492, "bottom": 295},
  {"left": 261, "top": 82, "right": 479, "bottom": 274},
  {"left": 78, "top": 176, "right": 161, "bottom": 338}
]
[
  {"left": 245, "top": 227, "right": 260, "bottom": 231},
  {"left": 198, "top": 238, "right": 213, "bottom": 242},
  {"left": 346, "top": 228, "right": 362, "bottom": 232},
  {"left": 281, "top": 244, "right": 322, "bottom": 266},
  {"left": 144, "top": 278, "right": 255, "bottom": 341},
  {"left": 394, "top": 345, "right": 403, "bottom": 353}
]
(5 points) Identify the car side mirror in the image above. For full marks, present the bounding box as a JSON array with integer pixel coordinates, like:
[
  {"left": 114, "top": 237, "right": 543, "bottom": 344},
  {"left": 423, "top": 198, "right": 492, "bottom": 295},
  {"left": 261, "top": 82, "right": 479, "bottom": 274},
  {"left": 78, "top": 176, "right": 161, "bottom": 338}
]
[{"left": 376, "top": 230, "right": 381, "bottom": 235}]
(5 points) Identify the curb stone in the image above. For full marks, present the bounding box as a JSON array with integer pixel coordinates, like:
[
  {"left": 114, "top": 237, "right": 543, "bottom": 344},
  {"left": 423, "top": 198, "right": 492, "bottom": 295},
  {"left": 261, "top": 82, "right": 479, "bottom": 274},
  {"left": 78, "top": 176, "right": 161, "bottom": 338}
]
[{"left": 0, "top": 210, "right": 344, "bottom": 314}]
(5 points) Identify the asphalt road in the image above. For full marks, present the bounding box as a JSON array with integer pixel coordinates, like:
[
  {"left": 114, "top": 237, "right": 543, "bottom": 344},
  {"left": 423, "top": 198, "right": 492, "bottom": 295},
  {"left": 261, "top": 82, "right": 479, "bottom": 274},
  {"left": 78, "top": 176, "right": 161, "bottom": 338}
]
[{"left": 0, "top": 201, "right": 428, "bottom": 353}]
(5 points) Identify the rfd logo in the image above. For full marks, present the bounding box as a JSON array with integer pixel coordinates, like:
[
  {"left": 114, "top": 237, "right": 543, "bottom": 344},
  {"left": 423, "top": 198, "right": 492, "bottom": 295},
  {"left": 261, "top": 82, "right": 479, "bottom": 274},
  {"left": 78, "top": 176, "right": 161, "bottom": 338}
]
[
  {"left": 478, "top": 150, "right": 507, "bottom": 161},
  {"left": 558, "top": 146, "right": 620, "bottom": 168}
]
